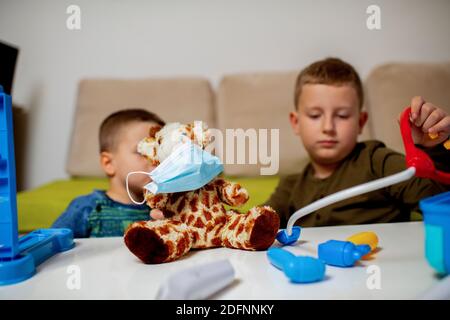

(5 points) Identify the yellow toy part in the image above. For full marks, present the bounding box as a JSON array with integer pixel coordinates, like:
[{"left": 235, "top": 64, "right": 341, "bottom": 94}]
[
  {"left": 428, "top": 133, "right": 439, "bottom": 140},
  {"left": 428, "top": 133, "right": 450, "bottom": 150},
  {"left": 346, "top": 231, "right": 378, "bottom": 252},
  {"left": 444, "top": 139, "right": 450, "bottom": 150}
]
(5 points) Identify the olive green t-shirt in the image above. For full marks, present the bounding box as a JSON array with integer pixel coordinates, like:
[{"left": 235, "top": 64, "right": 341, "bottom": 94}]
[{"left": 264, "top": 140, "right": 450, "bottom": 228}]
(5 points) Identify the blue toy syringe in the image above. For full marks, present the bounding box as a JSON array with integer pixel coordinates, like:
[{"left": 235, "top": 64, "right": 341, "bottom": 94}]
[{"left": 0, "top": 86, "right": 75, "bottom": 285}]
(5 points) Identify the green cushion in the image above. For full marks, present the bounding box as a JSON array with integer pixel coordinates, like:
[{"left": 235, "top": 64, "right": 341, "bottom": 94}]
[
  {"left": 223, "top": 176, "right": 280, "bottom": 213},
  {"left": 17, "top": 176, "right": 280, "bottom": 233},
  {"left": 17, "top": 178, "right": 109, "bottom": 233}
]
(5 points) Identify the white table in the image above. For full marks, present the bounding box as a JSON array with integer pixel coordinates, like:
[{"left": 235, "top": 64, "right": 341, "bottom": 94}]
[{"left": 0, "top": 221, "right": 441, "bottom": 299}]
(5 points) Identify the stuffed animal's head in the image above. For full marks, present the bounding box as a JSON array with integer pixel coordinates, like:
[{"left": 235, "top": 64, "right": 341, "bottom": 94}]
[{"left": 137, "top": 121, "right": 211, "bottom": 166}]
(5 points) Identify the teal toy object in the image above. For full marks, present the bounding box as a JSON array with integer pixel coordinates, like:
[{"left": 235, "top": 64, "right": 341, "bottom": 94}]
[{"left": 420, "top": 191, "right": 450, "bottom": 275}]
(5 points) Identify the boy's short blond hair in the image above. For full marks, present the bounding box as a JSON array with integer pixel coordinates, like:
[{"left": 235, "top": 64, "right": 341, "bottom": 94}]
[
  {"left": 99, "top": 109, "right": 165, "bottom": 152},
  {"left": 294, "top": 57, "right": 364, "bottom": 110}
]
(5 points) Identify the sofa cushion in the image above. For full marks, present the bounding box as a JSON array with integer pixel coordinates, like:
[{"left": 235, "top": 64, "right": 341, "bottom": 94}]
[
  {"left": 216, "top": 72, "right": 372, "bottom": 176},
  {"left": 17, "top": 178, "right": 109, "bottom": 233},
  {"left": 365, "top": 62, "right": 450, "bottom": 153},
  {"left": 66, "top": 78, "right": 215, "bottom": 177}
]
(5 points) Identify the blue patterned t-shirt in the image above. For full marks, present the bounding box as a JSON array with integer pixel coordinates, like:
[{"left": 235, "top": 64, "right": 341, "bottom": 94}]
[{"left": 52, "top": 190, "right": 150, "bottom": 238}]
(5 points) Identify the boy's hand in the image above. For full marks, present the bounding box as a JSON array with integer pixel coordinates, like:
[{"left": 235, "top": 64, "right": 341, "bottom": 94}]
[
  {"left": 150, "top": 209, "right": 165, "bottom": 220},
  {"left": 401, "top": 96, "right": 450, "bottom": 147}
]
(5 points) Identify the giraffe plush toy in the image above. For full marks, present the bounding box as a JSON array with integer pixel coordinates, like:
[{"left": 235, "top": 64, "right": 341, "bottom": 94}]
[{"left": 124, "top": 122, "right": 280, "bottom": 264}]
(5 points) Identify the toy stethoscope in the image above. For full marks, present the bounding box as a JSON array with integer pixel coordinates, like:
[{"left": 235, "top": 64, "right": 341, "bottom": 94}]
[{"left": 277, "top": 107, "right": 450, "bottom": 245}]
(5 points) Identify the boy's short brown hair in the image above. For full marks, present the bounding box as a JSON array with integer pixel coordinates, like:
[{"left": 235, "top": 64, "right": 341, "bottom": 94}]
[
  {"left": 294, "top": 57, "right": 363, "bottom": 110},
  {"left": 99, "top": 109, "right": 165, "bottom": 152}
]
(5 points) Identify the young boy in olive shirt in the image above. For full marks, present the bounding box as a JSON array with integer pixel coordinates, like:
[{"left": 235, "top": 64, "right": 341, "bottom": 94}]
[{"left": 264, "top": 58, "right": 450, "bottom": 228}]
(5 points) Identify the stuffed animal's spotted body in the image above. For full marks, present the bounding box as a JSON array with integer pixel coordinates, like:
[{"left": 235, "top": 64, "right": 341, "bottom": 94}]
[{"left": 124, "top": 122, "right": 280, "bottom": 264}]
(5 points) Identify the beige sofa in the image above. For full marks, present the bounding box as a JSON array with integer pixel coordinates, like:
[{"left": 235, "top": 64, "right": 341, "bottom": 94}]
[
  {"left": 17, "top": 61, "right": 450, "bottom": 232},
  {"left": 67, "top": 61, "right": 450, "bottom": 178}
]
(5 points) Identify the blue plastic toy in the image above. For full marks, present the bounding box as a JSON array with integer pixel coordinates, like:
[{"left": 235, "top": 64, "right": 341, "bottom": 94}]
[
  {"left": 318, "top": 240, "right": 370, "bottom": 268},
  {"left": 420, "top": 190, "right": 450, "bottom": 275},
  {"left": 267, "top": 248, "right": 325, "bottom": 283},
  {"left": 0, "top": 86, "right": 75, "bottom": 285},
  {"left": 276, "top": 226, "right": 301, "bottom": 245}
]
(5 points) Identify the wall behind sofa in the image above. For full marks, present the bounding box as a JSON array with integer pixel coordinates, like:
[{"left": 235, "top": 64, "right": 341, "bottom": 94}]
[{"left": 1, "top": 0, "right": 450, "bottom": 190}]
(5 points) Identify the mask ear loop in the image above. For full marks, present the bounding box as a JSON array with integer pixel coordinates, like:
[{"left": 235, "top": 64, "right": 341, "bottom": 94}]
[{"left": 126, "top": 171, "right": 150, "bottom": 205}]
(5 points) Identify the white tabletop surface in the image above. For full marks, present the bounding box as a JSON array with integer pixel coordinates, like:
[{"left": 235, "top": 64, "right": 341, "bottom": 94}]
[{"left": 0, "top": 221, "right": 441, "bottom": 299}]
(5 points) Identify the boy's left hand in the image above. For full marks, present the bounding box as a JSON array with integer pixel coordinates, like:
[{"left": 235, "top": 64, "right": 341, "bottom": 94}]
[
  {"left": 403, "top": 96, "right": 450, "bottom": 147},
  {"left": 150, "top": 209, "right": 165, "bottom": 220}
]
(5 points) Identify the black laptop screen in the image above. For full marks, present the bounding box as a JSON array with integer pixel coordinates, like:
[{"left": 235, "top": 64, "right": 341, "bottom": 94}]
[{"left": 0, "top": 41, "right": 19, "bottom": 95}]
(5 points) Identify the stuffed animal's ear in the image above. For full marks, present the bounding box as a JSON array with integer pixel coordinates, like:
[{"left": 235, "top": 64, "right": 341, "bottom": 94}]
[
  {"left": 202, "top": 126, "right": 213, "bottom": 148},
  {"left": 137, "top": 137, "right": 159, "bottom": 165},
  {"left": 149, "top": 125, "right": 162, "bottom": 139},
  {"left": 191, "top": 121, "right": 212, "bottom": 149},
  {"left": 137, "top": 125, "right": 163, "bottom": 165}
]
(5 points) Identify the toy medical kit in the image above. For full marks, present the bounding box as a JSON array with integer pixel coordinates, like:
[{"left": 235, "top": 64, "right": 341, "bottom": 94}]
[
  {"left": 277, "top": 106, "right": 450, "bottom": 244},
  {"left": 420, "top": 190, "right": 450, "bottom": 275},
  {"left": 318, "top": 240, "right": 371, "bottom": 267},
  {"left": 267, "top": 248, "right": 325, "bottom": 283},
  {"left": 0, "top": 86, "right": 74, "bottom": 285},
  {"left": 346, "top": 231, "right": 378, "bottom": 252},
  {"left": 276, "top": 226, "right": 301, "bottom": 245},
  {"left": 428, "top": 132, "right": 450, "bottom": 150},
  {"left": 428, "top": 133, "right": 439, "bottom": 140},
  {"left": 156, "top": 259, "right": 235, "bottom": 299},
  {"left": 444, "top": 140, "right": 450, "bottom": 150},
  {"left": 346, "top": 231, "right": 379, "bottom": 260}
]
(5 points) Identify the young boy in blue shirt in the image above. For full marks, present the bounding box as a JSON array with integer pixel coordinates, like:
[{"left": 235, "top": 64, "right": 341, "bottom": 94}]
[
  {"left": 52, "top": 109, "right": 165, "bottom": 237},
  {"left": 265, "top": 58, "right": 450, "bottom": 228}
]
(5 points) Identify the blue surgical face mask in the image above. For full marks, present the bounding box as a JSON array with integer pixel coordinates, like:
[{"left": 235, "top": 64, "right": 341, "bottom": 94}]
[{"left": 126, "top": 141, "right": 223, "bottom": 205}]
